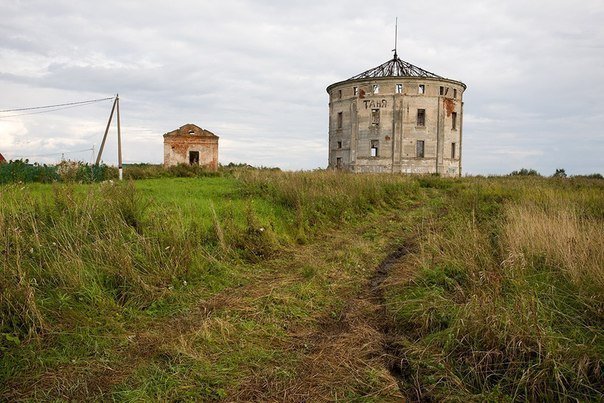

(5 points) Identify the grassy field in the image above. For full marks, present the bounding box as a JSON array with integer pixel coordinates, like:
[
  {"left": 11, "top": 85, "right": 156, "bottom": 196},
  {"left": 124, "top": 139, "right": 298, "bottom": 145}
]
[{"left": 1, "top": 171, "right": 602, "bottom": 401}]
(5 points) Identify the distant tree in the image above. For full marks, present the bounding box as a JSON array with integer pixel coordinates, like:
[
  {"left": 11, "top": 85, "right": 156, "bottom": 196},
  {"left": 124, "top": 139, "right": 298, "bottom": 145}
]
[
  {"left": 572, "top": 173, "right": 603, "bottom": 179},
  {"left": 552, "top": 168, "right": 567, "bottom": 178},
  {"left": 509, "top": 168, "right": 541, "bottom": 177}
]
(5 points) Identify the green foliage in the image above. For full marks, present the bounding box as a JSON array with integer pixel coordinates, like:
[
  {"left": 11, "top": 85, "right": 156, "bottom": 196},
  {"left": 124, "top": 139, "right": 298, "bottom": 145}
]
[
  {"left": 509, "top": 168, "right": 541, "bottom": 176},
  {"left": 0, "top": 160, "right": 112, "bottom": 184},
  {"left": 552, "top": 168, "right": 567, "bottom": 178},
  {"left": 573, "top": 172, "right": 603, "bottom": 179},
  {"left": 0, "top": 160, "right": 59, "bottom": 183}
]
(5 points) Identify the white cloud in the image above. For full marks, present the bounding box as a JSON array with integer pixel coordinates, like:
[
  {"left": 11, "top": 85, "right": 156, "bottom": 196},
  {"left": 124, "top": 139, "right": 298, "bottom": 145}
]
[{"left": 0, "top": 0, "right": 603, "bottom": 174}]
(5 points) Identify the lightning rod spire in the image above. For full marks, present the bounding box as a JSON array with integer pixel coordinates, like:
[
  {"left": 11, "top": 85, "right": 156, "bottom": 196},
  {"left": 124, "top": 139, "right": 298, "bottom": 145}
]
[{"left": 393, "top": 17, "right": 398, "bottom": 59}]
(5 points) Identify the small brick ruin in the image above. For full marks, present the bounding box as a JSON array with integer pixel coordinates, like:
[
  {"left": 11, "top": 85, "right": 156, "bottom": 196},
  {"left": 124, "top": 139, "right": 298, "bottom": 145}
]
[{"left": 163, "top": 124, "right": 219, "bottom": 170}]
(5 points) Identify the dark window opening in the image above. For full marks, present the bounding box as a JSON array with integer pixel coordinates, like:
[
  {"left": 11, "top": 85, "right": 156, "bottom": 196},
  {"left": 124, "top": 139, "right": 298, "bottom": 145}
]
[
  {"left": 417, "top": 109, "right": 426, "bottom": 126},
  {"left": 452, "top": 112, "right": 457, "bottom": 130},
  {"left": 337, "top": 112, "right": 343, "bottom": 129},
  {"left": 189, "top": 151, "right": 199, "bottom": 165},
  {"left": 371, "top": 140, "right": 379, "bottom": 157},
  {"left": 418, "top": 84, "right": 425, "bottom": 94},
  {"left": 416, "top": 140, "right": 425, "bottom": 158},
  {"left": 440, "top": 86, "right": 444, "bottom": 95},
  {"left": 336, "top": 157, "right": 343, "bottom": 169},
  {"left": 188, "top": 129, "right": 195, "bottom": 135},
  {"left": 453, "top": 89, "right": 457, "bottom": 99},
  {"left": 371, "top": 108, "right": 380, "bottom": 125},
  {"left": 451, "top": 143, "right": 456, "bottom": 159},
  {"left": 337, "top": 141, "right": 342, "bottom": 149},
  {"left": 353, "top": 86, "right": 358, "bottom": 96},
  {"left": 338, "top": 89, "right": 342, "bottom": 99}
]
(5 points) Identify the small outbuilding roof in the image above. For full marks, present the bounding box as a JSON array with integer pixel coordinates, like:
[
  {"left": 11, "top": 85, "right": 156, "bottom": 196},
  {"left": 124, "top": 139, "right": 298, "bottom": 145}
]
[
  {"left": 163, "top": 123, "right": 218, "bottom": 138},
  {"left": 349, "top": 54, "right": 443, "bottom": 80},
  {"left": 0, "top": 153, "right": 6, "bottom": 164}
]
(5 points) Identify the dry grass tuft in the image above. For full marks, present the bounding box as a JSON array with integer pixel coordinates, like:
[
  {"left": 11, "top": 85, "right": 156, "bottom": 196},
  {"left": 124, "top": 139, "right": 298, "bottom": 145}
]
[{"left": 504, "top": 202, "right": 604, "bottom": 291}]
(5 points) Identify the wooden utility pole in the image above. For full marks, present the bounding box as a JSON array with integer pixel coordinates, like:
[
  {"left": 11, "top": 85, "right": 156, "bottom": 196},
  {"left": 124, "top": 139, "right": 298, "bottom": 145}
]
[
  {"left": 96, "top": 96, "right": 117, "bottom": 165},
  {"left": 95, "top": 94, "right": 124, "bottom": 180},
  {"left": 116, "top": 95, "right": 123, "bottom": 180}
]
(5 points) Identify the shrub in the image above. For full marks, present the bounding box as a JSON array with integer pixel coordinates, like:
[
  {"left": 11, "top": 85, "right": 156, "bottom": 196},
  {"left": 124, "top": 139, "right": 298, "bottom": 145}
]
[
  {"left": 509, "top": 168, "right": 541, "bottom": 176},
  {"left": 0, "top": 160, "right": 59, "bottom": 184},
  {"left": 552, "top": 168, "right": 567, "bottom": 178}
]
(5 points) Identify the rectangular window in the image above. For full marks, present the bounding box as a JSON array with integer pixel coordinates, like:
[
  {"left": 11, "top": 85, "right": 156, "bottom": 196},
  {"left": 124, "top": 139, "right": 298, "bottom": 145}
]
[
  {"left": 336, "top": 157, "right": 343, "bottom": 169},
  {"left": 440, "top": 86, "right": 444, "bottom": 95},
  {"left": 338, "top": 89, "right": 342, "bottom": 99},
  {"left": 451, "top": 143, "right": 456, "bottom": 159},
  {"left": 396, "top": 83, "right": 403, "bottom": 94},
  {"left": 417, "top": 109, "right": 426, "bottom": 126},
  {"left": 371, "top": 140, "right": 379, "bottom": 157},
  {"left": 337, "top": 112, "right": 343, "bottom": 129},
  {"left": 373, "top": 84, "right": 379, "bottom": 94},
  {"left": 416, "top": 140, "right": 425, "bottom": 158},
  {"left": 337, "top": 141, "right": 342, "bottom": 149},
  {"left": 418, "top": 84, "right": 425, "bottom": 94},
  {"left": 452, "top": 112, "right": 457, "bottom": 130},
  {"left": 453, "top": 89, "right": 457, "bottom": 99},
  {"left": 353, "top": 86, "right": 358, "bottom": 96},
  {"left": 371, "top": 108, "right": 380, "bottom": 125}
]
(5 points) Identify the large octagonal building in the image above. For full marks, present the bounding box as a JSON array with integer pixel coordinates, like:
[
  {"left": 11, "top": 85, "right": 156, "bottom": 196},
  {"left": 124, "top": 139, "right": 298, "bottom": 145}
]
[{"left": 327, "top": 53, "right": 466, "bottom": 176}]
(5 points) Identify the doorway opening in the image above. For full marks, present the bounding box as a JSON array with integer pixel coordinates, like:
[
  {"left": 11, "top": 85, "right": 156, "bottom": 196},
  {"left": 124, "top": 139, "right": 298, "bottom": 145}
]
[{"left": 189, "top": 151, "right": 199, "bottom": 165}]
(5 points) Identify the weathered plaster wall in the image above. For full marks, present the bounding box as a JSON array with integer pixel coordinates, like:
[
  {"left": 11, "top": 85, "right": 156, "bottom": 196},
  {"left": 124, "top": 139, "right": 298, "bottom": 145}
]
[
  {"left": 163, "top": 124, "right": 219, "bottom": 171},
  {"left": 327, "top": 77, "right": 465, "bottom": 177}
]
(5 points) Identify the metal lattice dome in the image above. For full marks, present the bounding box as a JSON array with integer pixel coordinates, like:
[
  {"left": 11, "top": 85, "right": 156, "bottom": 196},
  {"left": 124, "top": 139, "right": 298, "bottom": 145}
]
[{"left": 348, "top": 54, "right": 443, "bottom": 80}]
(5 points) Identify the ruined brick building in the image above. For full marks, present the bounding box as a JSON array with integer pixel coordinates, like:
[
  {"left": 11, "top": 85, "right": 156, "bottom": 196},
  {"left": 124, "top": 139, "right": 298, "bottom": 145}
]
[
  {"left": 163, "top": 124, "right": 219, "bottom": 170},
  {"left": 327, "top": 52, "right": 466, "bottom": 176}
]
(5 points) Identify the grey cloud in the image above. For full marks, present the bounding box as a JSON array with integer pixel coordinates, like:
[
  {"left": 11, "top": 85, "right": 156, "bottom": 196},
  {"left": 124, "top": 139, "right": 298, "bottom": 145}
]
[{"left": 0, "top": 0, "right": 603, "bottom": 174}]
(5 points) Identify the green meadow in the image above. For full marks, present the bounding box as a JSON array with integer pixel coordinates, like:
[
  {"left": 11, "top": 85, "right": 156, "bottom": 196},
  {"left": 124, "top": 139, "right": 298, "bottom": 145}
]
[{"left": 1, "top": 171, "right": 602, "bottom": 401}]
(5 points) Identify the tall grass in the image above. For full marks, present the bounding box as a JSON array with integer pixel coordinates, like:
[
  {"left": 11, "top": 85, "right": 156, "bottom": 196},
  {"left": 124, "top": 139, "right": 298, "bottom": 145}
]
[
  {"left": 236, "top": 170, "right": 420, "bottom": 241},
  {"left": 0, "top": 182, "right": 205, "bottom": 348},
  {"left": 504, "top": 202, "right": 604, "bottom": 292},
  {"left": 0, "top": 172, "right": 420, "bottom": 350},
  {"left": 2, "top": 173, "right": 602, "bottom": 400},
  {"left": 386, "top": 179, "right": 604, "bottom": 401}
]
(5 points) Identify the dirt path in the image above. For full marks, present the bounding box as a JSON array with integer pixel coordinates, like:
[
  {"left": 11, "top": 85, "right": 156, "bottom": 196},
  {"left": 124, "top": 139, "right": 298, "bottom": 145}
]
[
  {"left": 231, "top": 238, "right": 418, "bottom": 401},
  {"left": 4, "top": 207, "right": 424, "bottom": 401}
]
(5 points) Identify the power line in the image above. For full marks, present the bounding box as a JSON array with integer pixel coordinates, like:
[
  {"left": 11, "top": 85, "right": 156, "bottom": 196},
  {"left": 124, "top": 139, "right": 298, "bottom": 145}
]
[
  {"left": 12, "top": 148, "right": 94, "bottom": 159},
  {"left": 0, "top": 96, "right": 114, "bottom": 113},
  {"left": 0, "top": 102, "right": 114, "bottom": 119}
]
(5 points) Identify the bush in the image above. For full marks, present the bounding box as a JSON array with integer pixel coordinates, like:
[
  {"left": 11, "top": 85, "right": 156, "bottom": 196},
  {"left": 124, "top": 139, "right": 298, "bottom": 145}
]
[
  {"left": 509, "top": 168, "right": 541, "bottom": 176},
  {"left": 0, "top": 160, "right": 59, "bottom": 184},
  {"left": 552, "top": 168, "right": 567, "bottom": 178}
]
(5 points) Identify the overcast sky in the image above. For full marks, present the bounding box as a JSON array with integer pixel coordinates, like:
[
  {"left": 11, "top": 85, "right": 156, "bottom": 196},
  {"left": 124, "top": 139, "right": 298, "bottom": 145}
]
[{"left": 1, "top": 0, "right": 603, "bottom": 175}]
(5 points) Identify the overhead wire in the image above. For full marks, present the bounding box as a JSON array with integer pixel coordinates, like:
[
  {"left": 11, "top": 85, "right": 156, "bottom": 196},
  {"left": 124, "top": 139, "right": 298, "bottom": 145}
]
[
  {"left": 1, "top": 96, "right": 117, "bottom": 165},
  {"left": 0, "top": 97, "right": 114, "bottom": 113},
  {"left": 12, "top": 148, "right": 94, "bottom": 159},
  {"left": 0, "top": 97, "right": 114, "bottom": 119}
]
